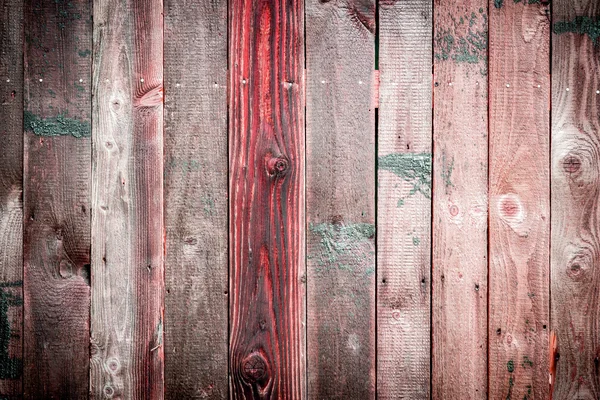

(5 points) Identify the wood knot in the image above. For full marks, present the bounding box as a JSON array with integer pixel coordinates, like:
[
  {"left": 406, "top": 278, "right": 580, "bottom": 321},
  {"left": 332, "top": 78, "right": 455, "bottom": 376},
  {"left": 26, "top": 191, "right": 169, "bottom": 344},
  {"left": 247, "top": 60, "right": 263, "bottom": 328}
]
[
  {"left": 267, "top": 156, "right": 289, "bottom": 177},
  {"left": 242, "top": 353, "right": 267, "bottom": 382},
  {"left": 563, "top": 155, "right": 581, "bottom": 174}
]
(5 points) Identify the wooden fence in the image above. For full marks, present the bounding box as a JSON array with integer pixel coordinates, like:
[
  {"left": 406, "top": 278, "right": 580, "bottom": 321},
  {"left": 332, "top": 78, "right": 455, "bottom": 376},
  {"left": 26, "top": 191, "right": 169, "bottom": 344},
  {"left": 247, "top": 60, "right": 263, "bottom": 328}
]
[{"left": 0, "top": 0, "right": 599, "bottom": 398}]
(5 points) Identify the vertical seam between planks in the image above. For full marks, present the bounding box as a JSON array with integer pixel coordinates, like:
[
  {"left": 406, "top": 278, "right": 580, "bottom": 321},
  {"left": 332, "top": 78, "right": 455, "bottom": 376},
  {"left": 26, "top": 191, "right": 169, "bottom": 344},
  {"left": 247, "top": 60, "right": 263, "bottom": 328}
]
[
  {"left": 374, "top": 1, "right": 379, "bottom": 397},
  {"left": 303, "top": 0, "right": 307, "bottom": 396},
  {"left": 161, "top": 0, "right": 166, "bottom": 396},
  {"left": 89, "top": 0, "right": 94, "bottom": 395},
  {"left": 548, "top": 0, "right": 552, "bottom": 389},
  {"left": 20, "top": 0, "right": 25, "bottom": 395},
  {"left": 429, "top": 0, "right": 434, "bottom": 398},
  {"left": 226, "top": 0, "right": 231, "bottom": 396},
  {"left": 485, "top": 0, "right": 491, "bottom": 397}
]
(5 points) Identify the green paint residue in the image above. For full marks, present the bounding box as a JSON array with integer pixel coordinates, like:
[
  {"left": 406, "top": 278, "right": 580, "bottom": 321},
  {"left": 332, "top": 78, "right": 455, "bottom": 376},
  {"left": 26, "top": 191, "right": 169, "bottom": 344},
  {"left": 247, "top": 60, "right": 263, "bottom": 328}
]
[
  {"left": 0, "top": 281, "right": 23, "bottom": 379},
  {"left": 379, "top": 153, "right": 432, "bottom": 199},
  {"left": 441, "top": 154, "right": 455, "bottom": 188},
  {"left": 310, "top": 222, "right": 375, "bottom": 276},
  {"left": 507, "top": 359, "right": 515, "bottom": 372},
  {"left": 435, "top": 10, "right": 488, "bottom": 71},
  {"left": 522, "top": 356, "right": 533, "bottom": 368},
  {"left": 24, "top": 111, "right": 90, "bottom": 138},
  {"left": 494, "top": 0, "right": 503, "bottom": 8},
  {"left": 412, "top": 236, "right": 420, "bottom": 246},
  {"left": 78, "top": 49, "right": 91, "bottom": 57},
  {"left": 554, "top": 17, "right": 600, "bottom": 45},
  {"left": 201, "top": 196, "right": 215, "bottom": 216}
]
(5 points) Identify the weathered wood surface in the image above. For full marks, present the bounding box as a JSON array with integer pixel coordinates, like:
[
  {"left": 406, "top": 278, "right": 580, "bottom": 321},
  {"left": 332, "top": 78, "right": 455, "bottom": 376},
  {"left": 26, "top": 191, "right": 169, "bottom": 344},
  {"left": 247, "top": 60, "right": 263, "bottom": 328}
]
[
  {"left": 306, "top": 1, "right": 376, "bottom": 398},
  {"left": 90, "top": 0, "right": 164, "bottom": 398},
  {"left": 0, "top": 0, "right": 23, "bottom": 396},
  {"left": 377, "top": 0, "right": 432, "bottom": 398},
  {"left": 163, "top": 0, "right": 228, "bottom": 398},
  {"left": 488, "top": 1, "right": 550, "bottom": 399},
  {"left": 229, "top": 0, "right": 305, "bottom": 398},
  {"left": 432, "top": 0, "right": 488, "bottom": 398},
  {"left": 23, "top": 0, "right": 92, "bottom": 397},
  {"left": 551, "top": 0, "right": 600, "bottom": 398}
]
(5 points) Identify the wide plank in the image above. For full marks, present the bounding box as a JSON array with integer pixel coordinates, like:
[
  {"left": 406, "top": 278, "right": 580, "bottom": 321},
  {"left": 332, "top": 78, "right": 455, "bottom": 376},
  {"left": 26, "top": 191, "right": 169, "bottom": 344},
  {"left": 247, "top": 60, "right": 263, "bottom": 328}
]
[
  {"left": 432, "top": 1, "right": 488, "bottom": 397},
  {"left": 164, "top": 0, "right": 228, "bottom": 398},
  {"left": 488, "top": 0, "right": 550, "bottom": 399},
  {"left": 23, "top": 0, "right": 92, "bottom": 397},
  {"left": 306, "top": 0, "right": 376, "bottom": 398},
  {"left": 0, "top": 0, "right": 23, "bottom": 396},
  {"left": 551, "top": 1, "right": 600, "bottom": 397},
  {"left": 90, "top": 0, "right": 164, "bottom": 398},
  {"left": 229, "top": 0, "right": 305, "bottom": 397},
  {"left": 377, "top": 0, "right": 432, "bottom": 398}
]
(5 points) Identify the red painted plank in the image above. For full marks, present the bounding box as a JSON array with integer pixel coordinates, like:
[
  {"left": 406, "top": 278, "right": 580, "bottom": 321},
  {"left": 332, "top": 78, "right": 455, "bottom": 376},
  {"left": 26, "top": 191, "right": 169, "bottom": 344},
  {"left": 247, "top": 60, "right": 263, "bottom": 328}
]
[
  {"left": 432, "top": 1, "right": 488, "bottom": 397},
  {"left": 164, "top": 0, "right": 228, "bottom": 397},
  {"left": 0, "top": 0, "right": 23, "bottom": 396},
  {"left": 90, "top": 0, "right": 164, "bottom": 398},
  {"left": 377, "top": 0, "right": 432, "bottom": 397},
  {"left": 306, "top": 1, "right": 376, "bottom": 398},
  {"left": 229, "top": 0, "right": 305, "bottom": 398},
  {"left": 551, "top": 1, "right": 600, "bottom": 397},
  {"left": 488, "top": 1, "right": 550, "bottom": 399},
  {"left": 23, "top": 0, "right": 92, "bottom": 397}
]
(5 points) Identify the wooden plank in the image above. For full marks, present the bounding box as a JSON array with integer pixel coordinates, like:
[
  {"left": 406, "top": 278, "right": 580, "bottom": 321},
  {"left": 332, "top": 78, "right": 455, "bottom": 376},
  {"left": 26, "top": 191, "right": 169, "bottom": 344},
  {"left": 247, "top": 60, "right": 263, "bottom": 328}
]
[
  {"left": 163, "top": 0, "right": 228, "bottom": 398},
  {"left": 229, "top": 0, "right": 305, "bottom": 397},
  {"left": 551, "top": 1, "right": 600, "bottom": 397},
  {"left": 90, "top": 0, "right": 164, "bottom": 398},
  {"left": 432, "top": 1, "right": 488, "bottom": 397},
  {"left": 0, "top": 0, "right": 23, "bottom": 396},
  {"left": 305, "top": 1, "right": 375, "bottom": 398},
  {"left": 22, "top": 0, "right": 91, "bottom": 397},
  {"left": 377, "top": 0, "right": 432, "bottom": 398},
  {"left": 488, "top": 1, "right": 550, "bottom": 399}
]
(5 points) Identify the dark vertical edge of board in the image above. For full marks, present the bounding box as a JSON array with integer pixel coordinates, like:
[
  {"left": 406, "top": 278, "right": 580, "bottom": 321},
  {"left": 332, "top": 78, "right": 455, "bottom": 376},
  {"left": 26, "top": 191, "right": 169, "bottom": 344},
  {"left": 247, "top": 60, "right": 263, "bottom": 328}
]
[
  {"left": 488, "top": 0, "right": 550, "bottom": 399},
  {"left": 163, "top": 0, "right": 228, "bottom": 398},
  {"left": 432, "top": 0, "right": 489, "bottom": 397},
  {"left": 551, "top": 0, "right": 600, "bottom": 398},
  {"left": 228, "top": 0, "right": 306, "bottom": 397},
  {"left": 377, "top": 0, "right": 432, "bottom": 398},
  {"left": 0, "top": 0, "right": 24, "bottom": 396},
  {"left": 90, "top": 0, "right": 164, "bottom": 398},
  {"left": 305, "top": 0, "right": 376, "bottom": 398},
  {"left": 22, "top": 0, "right": 92, "bottom": 398}
]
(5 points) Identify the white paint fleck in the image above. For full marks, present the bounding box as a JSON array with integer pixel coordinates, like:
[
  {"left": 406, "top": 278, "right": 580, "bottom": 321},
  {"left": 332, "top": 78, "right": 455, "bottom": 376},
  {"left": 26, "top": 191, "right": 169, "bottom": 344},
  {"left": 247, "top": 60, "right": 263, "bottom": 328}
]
[
  {"left": 79, "top": 79, "right": 83, "bottom": 83},
  {"left": 537, "top": 85, "right": 541, "bottom": 88},
  {"left": 506, "top": 83, "right": 510, "bottom": 88},
  {"left": 347, "top": 333, "right": 360, "bottom": 352},
  {"left": 39, "top": 78, "right": 43, "bottom": 82},
  {"left": 358, "top": 80, "right": 363, "bottom": 85},
  {"left": 176, "top": 83, "right": 180, "bottom": 87},
  {"left": 566, "top": 88, "right": 570, "bottom": 92},
  {"left": 140, "top": 78, "right": 144, "bottom": 83},
  {"left": 321, "top": 80, "right": 326, "bottom": 84},
  {"left": 6, "top": 79, "right": 9, "bottom": 83}
]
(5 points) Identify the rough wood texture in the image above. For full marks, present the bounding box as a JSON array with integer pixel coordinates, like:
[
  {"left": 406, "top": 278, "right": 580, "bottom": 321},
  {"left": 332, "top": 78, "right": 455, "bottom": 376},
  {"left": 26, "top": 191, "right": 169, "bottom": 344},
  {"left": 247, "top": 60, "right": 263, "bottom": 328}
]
[
  {"left": 551, "top": 0, "right": 600, "bottom": 397},
  {"left": 0, "top": 0, "right": 23, "bottom": 396},
  {"left": 377, "top": 0, "right": 432, "bottom": 398},
  {"left": 306, "top": 0, "right": 376, "bottom": 398},
  {"left": 164, "top": 0, "right": 228, "bottom": 398},
  {"left": 229, "top": 0, "right": 305, "bottom": 398},
  {"left": 90, "top": 0, "right": 164, "bottom": 398},
  {"left": 23, "top": 0, "right": 91, "bottom": 397},
  {"left": 488, "top": 1, "right": 550, "bottom": 399},
  {"left": 432, "top": 1, "right": 488, "bottom": 398}
]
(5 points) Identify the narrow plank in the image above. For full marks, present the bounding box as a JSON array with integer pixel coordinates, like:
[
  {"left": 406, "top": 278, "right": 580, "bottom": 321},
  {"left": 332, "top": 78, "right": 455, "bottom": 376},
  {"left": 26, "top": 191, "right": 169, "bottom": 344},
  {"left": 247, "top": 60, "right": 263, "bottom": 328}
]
[
  {"left": 229, "top": 0, "right": 305, "bottom": 397},
  {"left": 90, "top": 0, "right": 164, "bottom": 398},
  {"left": 432, "top": 1, "right": 488, "bottom": 397},
  {"left": 551, "top": 1, "right": 600, "bottom": 397},
  {"left": 23, "top": 0, "right": 92, "bottom": 397},
  {"left": 0, "top": 0, "right": 23, "bottom": 396},
  {"left": 306, "top": 0, "right": 376, "bottom": 398},
  {"left": 164, "top": 0, "right": 228, "bottom": 398},
  {"left": 488, "top": 1, "right": 550, "bottom": 399},
  {"left": 377, "top": 0, "right": 432, "bottom": 397}
]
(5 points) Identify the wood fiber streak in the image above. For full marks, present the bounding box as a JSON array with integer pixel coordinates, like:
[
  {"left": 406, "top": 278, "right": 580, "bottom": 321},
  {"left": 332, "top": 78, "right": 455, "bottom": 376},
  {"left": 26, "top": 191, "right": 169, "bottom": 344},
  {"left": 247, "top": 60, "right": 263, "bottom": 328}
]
[
  {"left": 432, "top": 0, "right": 488, "bottom": 398},
  {"left": 488, "top": 1, "right": 550, "bottom": 399},
  {"left": 229, "top": 0, "right": 305, "bottom": 398},
  {"left": 23, "top": 0, "right": 91, "bottom": 397},
  {"left": 306, "top": 0, "right": 376, "bottom": 398},
  {"left": 91, "top": 0, "right": 164, "bottom": 398},
  {"left": 164, "top": 0, "right": 228, "bottom": 398},
  {"left": 0, "top": 0, "right": 23, "bottom": 396},
  {"left": 551, "top": 0, "right": 600, "bottom": 398},
  {"left": 377, "top": 0, "right": 432, "bottom": 398}
]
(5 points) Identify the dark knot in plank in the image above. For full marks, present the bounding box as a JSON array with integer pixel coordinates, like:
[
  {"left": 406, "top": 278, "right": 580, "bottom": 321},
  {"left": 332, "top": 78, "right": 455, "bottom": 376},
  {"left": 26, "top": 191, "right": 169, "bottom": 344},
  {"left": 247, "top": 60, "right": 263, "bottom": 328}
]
[
  {"left": 563, "top": 155, "right": 581, "bottom": 174},
  {"left": 242, "top": 353, "right": 267, "bottom": 382}
]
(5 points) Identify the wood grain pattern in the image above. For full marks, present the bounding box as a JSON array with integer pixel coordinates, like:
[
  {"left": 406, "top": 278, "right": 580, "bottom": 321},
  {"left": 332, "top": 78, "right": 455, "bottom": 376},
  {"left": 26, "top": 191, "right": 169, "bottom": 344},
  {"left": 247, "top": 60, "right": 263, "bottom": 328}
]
[
  {"left": 551, "top": 0, "right": 600, "bottom": 398},
  {"left": 229, "top": 0, "right": 305, "bottom": 398},
  {"left": 432, "top": 1, "right": 488, "bottom": 398},
  {"left": 488, "top": 1, "right": 550, "bottom": 399},
  {"left": 0, "top": 0, "right": 23, "bottom": 396},
  {"left": 90, "top": 0, "right": 164, "bottom": 398},
  {"left": 306, "top": 0, "right": 376, "bottom": 398},
  {"left": 377, "top": 0, "right": 432, "bottom": 398},
  {"left": 163, "top": 0, "right": 228, "bottom": 398},
  {"left": 23, "top": 0, "right": 91, "bottom": 397}
]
